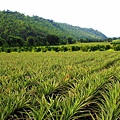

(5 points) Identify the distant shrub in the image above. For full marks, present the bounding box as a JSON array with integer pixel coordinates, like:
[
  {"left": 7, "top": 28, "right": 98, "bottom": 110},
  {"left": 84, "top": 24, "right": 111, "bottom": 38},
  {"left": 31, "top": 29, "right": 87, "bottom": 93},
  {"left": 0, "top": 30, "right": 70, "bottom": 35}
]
[
  {"left": 105, "top": 45, "right": 111, "bottom": 50},
  {"left": 23, "top": 47, "right": 29, "bottom": 52},
  {"left": 46, "top": 46, "right": 52, "bottom": 51},
  {"left": 6, "top": 48, "right": 11, "bottom": 53},
  {"left": 36, "top": 47, "right": 41, "bottom": 52},
  {"left": 20, "top": 48, "right": 24, "bottom": 52},
  {"left": 17, "top": 47, "right": 22, "bottom": 53},
  {"left": 111, "top": 40, "right": 120, "bottom": 45},
  {"left": 71, "top": 46, "right": 80, "bottom": 51},
  {"left": 113, "top": 45, "right": 120, "bottom": 51},
  {"left": 53, "top": 47, "right": 60, "bottom": 52},
  {"left": 41, "top": 47, "right": 47, "bottom": 52},
  {"left": 60, "top": 46, "right": 68, "bottom": 52},
  {"left": 81, "top": 46, "right": 89, "bottom": 52},
  {"left": 13, "top": 47, "right": 18, "bottom": 52},
  {"left": 99, "top": 48, "right": 105, "bottom": 51},
  {"left": 1, "top": 47, "right": 5, "bottom": 52},
  {"left": 28, "top": 47, "right": 33, "bottom": 52},
  {"left": 99, "top": 45, "right": 105, "bottom": 51},
  {"left": 91, "top": 45, "right": 99, "bottom": 51}
]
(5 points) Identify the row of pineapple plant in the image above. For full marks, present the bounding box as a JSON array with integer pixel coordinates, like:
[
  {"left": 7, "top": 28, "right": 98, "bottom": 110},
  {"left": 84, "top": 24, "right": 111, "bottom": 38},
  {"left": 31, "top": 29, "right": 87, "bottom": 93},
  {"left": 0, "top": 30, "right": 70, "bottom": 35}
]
[{"left": 0, "top": 51, "right": 120, "bottom": 119}]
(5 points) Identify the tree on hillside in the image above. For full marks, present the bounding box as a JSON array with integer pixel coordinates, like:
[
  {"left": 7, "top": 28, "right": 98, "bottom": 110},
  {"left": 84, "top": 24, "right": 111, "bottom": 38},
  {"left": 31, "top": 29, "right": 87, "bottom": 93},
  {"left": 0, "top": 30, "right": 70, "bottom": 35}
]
[
  {"left": 27, "top": 36, "right": 35, "bottom": 46},
  {"left": 68, "top": 37, "right": 76, "bottom": 44},
  {"left": 47, "top": 34, "right": 60, "bottom": 45},
  {"left": 107, "top": 38, "right": 112, "bottom": 42},
  {"left": 0, "top": 37, "right": 6, "bottom": 46},
  {"left": 7, "top": 35, "right": 24, "bottom": 47}
]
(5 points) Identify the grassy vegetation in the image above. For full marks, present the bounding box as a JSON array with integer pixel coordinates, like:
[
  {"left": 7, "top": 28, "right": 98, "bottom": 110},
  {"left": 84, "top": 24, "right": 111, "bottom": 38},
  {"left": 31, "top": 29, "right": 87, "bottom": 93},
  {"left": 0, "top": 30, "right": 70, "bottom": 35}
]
[
  {"left": 60, "top": 42, "right": 111, "bottom": 46},
  {"left": 0, "top": 51, "right": 120, "bottom": 119},
  {"left": 111, "top": 39, "right": 120, "bottom": 45}
]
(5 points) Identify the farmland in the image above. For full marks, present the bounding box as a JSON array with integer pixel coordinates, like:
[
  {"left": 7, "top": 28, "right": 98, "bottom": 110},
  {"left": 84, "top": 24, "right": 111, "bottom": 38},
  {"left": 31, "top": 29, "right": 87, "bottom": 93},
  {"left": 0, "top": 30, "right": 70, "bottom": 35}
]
[{"left": 0, "top": 51, "right": 120, "bottom": 120}]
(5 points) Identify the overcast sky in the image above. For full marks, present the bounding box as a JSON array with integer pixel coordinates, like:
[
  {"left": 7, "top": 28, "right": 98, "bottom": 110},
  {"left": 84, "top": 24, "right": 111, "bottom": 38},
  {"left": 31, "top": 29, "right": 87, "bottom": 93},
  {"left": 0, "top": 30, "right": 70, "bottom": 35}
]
[{"left": 0, "top": 0, "right": 120, "bottom": 37}]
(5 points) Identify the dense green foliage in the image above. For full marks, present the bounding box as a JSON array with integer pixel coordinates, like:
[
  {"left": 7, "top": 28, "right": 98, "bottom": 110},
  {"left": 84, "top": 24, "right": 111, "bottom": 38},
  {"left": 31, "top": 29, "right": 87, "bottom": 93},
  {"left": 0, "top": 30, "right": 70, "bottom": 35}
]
[
  {"left": 1, "top": 41, "right": 120, "bottom": 53},
  {"left": 110, "top": 39, "right": 120, "bottom": 51},
  {"left": 0, "top": 10, "right": 107, "bottom": 47},
  {"left": 0, "top": 52, "right": 120, "bottom": 119},
  {"left": 111, "top": 39, "right": 120, "bottom": 45}
]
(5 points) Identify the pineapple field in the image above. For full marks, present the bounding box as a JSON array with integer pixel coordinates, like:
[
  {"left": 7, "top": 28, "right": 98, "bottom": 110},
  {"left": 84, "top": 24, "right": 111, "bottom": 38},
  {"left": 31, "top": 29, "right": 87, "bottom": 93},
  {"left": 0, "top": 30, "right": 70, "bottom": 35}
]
[{"left": 0, "top": 51, "right": 120, "bottom": 120}]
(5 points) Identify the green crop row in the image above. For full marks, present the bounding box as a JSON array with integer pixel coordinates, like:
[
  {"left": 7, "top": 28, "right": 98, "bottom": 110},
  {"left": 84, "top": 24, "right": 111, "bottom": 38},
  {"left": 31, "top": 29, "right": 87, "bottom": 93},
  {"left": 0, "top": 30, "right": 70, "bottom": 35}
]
[{"left": 0, "top": 51, "right": 120, "bottom": 119}]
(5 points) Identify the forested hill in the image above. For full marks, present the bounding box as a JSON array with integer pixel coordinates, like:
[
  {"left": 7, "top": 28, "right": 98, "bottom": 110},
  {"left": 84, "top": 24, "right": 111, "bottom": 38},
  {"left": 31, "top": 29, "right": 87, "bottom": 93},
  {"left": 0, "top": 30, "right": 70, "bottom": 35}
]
[{"left": 0, "top": 10, "right": 107, "bottom": 46}]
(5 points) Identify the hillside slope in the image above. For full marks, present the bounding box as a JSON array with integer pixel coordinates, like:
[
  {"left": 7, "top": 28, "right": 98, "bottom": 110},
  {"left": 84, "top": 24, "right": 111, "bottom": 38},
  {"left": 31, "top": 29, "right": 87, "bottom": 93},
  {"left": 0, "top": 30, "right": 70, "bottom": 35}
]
[{"left": 0, "top": 10, "right": 107, "bottom": 46}]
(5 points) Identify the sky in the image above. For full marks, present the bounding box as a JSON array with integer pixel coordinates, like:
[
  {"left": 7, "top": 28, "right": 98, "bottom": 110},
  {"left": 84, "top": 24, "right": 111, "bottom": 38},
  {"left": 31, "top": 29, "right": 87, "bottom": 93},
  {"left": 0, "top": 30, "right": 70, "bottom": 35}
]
[{"left": 0, "top": 0, "right": 120, "bottom": 37}]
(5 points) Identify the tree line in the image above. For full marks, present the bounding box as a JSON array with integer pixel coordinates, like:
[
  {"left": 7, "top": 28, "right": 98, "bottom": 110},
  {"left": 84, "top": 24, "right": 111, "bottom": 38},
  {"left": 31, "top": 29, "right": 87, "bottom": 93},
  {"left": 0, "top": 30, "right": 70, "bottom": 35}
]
[
  {"left": 0, "top": 34, "right": 77, "bottom": 47},
  {"left": 1, "top": 44, "right": 120, "bottom": 53}
]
